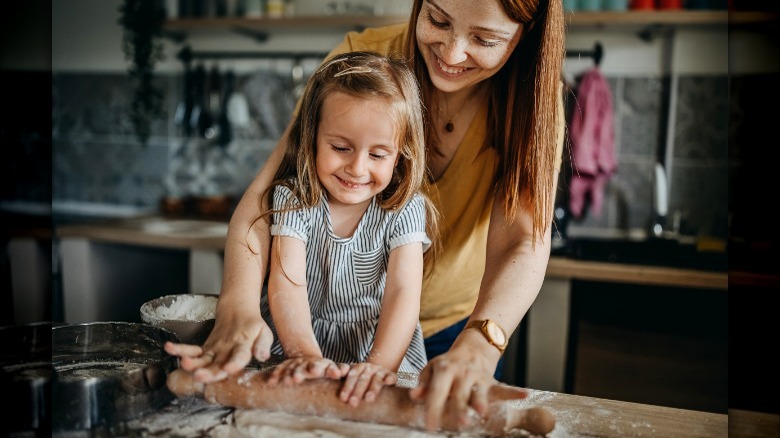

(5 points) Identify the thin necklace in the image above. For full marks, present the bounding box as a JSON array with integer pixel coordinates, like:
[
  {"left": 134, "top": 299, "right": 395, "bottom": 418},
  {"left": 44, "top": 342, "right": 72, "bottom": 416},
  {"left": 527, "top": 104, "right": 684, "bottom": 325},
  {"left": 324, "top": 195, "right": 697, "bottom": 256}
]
[{"left": 438, "top": 87, "right": 482, "bottom": 133}]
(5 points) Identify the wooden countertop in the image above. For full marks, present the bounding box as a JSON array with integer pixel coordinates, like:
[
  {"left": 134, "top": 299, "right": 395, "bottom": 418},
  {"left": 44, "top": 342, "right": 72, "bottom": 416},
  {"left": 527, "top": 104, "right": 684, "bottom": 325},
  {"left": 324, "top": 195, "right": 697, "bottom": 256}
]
[
  {"left": 522, "top": 389, "right": 728, "bottom": 437},
  {"left": 108, "top": 385, "right": 739, "bottom": 438},
  {"left": 55, "top": 216, "right": 728, "bottom": 289},
  {"left": 546, "top": 257, "right": 728, "bottom": 290},
  {"left": 56, "top": 216, "right": 228, "bottom": 251}
]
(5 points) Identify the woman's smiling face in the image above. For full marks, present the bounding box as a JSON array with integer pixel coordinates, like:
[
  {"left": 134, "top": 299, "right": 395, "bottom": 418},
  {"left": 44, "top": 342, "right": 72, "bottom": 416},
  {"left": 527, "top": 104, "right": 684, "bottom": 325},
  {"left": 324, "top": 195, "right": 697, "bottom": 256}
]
[{"left": 416, "top": 0, "right": 524, "bottom": 93}]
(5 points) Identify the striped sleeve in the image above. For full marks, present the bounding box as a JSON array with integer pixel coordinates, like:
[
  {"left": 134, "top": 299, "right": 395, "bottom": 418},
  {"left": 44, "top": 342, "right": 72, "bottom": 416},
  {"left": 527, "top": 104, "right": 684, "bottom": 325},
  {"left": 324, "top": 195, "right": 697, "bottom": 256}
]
[
  {"left": 269, "top": 185, "right": 309, "bottom": 243},
  {"left": 388, "top": 193, "right": 431, "bottom": 252}
]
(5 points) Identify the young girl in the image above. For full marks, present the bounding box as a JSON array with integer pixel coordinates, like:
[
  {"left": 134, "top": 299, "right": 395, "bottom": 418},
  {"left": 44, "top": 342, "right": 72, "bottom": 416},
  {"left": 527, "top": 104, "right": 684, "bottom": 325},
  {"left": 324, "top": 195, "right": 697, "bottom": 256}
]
[{"left": 257, "top": 51, "right": 437, "bottom": 405}]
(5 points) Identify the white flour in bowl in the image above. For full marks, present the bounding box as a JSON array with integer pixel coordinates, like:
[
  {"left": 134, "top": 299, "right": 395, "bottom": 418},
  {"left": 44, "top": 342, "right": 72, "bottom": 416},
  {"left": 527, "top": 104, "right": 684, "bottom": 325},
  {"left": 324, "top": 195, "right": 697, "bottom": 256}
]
[{"left": 141, "top": 294, "right": 218, "bottom": 324}]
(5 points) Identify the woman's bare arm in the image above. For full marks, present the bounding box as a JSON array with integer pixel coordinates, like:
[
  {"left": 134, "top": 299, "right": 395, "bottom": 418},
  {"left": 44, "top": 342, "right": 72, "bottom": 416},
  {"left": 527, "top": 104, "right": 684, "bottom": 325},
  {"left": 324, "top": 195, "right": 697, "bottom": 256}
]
[{"left": 164, "top": 127, "right": 291, "bottom": 382}]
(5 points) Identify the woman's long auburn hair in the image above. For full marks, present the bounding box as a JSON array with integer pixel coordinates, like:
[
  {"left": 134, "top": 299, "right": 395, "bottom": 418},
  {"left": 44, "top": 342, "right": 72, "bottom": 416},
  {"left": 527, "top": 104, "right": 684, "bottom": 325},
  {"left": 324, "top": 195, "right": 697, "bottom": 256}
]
[{"left": 404, "top": 0, "right": 565, "bottom": 243}]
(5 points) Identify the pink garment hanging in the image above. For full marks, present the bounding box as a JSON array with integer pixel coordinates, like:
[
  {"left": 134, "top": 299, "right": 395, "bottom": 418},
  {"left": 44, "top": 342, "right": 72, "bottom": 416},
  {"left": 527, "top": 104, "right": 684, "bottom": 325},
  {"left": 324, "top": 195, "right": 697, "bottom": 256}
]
[{"left": 568, "top": 67, "right": 617, "bottom": 219}]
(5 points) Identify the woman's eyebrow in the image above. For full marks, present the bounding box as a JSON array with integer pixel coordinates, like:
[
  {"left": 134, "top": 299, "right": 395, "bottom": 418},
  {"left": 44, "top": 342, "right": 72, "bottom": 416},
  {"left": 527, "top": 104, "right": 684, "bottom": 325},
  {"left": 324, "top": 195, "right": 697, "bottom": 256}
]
[
  {"left": 426, "top": 0, "right": 515, "bottom": 37},
  {"left": 426, "top": 0, "right": 452, "bottom": 20}
]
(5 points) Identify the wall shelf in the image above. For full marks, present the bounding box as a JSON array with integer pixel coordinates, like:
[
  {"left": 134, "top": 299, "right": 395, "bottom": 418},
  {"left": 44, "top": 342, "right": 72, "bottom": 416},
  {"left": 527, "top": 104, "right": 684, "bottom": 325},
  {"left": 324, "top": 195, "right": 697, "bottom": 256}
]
[
  {"left": 162, "top": 10, "right": 776, "bottom": 43},
  {"left": 162, "top": 11, "right": 735, "bottom": 34}
]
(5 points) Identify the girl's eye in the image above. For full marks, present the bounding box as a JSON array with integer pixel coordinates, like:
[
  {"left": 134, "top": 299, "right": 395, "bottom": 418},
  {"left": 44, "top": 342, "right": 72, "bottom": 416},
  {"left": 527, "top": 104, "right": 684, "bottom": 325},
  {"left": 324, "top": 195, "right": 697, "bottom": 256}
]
[
  {"left": 427, "top": 11, "right": 448, "bottom": 29},
  {"left": 331, "top": 145, "right": 349, "bottom": 153},
  {"left": 369, "top": 153, "right": 389, "bottom": 160}
]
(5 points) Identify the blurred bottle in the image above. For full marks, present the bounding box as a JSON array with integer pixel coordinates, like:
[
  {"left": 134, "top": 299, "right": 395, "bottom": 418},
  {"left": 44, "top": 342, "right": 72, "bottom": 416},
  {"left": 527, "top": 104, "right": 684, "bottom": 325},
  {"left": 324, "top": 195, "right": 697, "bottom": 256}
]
[
  {"left": 603, "top": 0, "right": 629, "bottom": 10},
  {"left": 658, "top": 0, "right": 682, "bottom": 9},
  {"left": 630, "top": 0, "right": 656, "bottom": 9},
  {"left": 266, "top": 0, "right": 286, "bottom": 17},
  {"left": 245, "top": 0, "right": 264, "bottom": 16},
  {"left": 166, "top": 0, "right": 179, "bottom": 18},
  {"left": 579, "top": 0, "right": 603, "bottom": 11}
]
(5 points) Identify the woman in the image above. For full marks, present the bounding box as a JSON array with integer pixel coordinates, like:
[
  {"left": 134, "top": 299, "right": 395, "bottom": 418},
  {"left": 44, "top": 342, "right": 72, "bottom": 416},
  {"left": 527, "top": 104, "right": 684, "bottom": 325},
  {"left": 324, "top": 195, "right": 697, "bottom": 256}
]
[{"left": 166, "top": 0, "right": 565, "bottom": 431}]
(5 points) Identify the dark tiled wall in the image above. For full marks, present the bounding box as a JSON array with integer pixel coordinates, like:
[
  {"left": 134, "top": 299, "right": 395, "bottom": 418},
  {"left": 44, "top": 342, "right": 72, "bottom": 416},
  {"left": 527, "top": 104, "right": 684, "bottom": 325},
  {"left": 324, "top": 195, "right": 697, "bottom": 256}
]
[
  {"left": 45, "top": 69, "right": 757, "bottom": 240},
  {"left": 560, "top": 74, "right": 731, "bottom": 239},
  {"left": 51, "top": 70, "right": 298, "bottom": 207}
]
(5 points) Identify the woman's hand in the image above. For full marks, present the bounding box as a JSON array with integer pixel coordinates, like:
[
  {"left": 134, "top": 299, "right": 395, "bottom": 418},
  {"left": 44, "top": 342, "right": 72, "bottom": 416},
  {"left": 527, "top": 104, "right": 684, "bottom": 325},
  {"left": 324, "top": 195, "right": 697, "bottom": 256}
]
[
  {"left": 409, "top": 331, "right": 525, "bottom": 431},
  {"left": 339, "top": 362, "right": 397, "bottom": 406},
  {"left": 164, "top": 307, "right": 274, "bottom": 383},
  {"left": 267, "top": 356, "right": 349, "bottom": 385}
]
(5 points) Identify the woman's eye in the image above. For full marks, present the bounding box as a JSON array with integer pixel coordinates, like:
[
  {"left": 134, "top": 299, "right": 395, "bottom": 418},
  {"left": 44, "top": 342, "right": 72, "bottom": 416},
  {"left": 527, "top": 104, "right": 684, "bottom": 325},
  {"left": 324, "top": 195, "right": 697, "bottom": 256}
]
[
  {"left": 427, "top": 11, "right": 448, "bottom": 29},
  {"left": 475, "top": 36, "right": 501, "bottom": 47}
]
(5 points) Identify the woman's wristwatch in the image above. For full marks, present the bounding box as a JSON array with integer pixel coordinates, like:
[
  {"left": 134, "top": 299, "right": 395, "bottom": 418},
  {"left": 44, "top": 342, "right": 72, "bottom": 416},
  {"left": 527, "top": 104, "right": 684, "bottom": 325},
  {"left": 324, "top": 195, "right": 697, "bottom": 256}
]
[{"left": 464, "top": 319, "right": 508, "bottom": 353}]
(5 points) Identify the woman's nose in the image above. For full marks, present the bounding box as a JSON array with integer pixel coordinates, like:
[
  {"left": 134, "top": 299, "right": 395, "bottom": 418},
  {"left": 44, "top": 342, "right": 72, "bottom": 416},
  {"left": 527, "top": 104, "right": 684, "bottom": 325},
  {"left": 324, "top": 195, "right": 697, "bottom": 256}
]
[{"left": 439, "top": 35, "right": 468, "bottom": 66}]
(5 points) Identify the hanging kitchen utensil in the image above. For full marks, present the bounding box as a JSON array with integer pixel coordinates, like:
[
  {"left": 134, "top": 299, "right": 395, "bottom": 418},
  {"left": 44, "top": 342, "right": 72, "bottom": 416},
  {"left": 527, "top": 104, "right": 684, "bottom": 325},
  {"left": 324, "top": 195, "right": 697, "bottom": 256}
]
[
  {"left": 199, "top": 63, "right": 220, "bottom": 138},
  {"left": 217, "top": 68, "right": 235, "bottom": 147},
  {"left": 174, "top": 61, "right": 194, "bottom": 136},
  {"left": 189, "top": 63, "right": 206, "bottom": 137},
  {"left": 226, "top": 78, "right": 251, "bottom": 129},
  {"left": 291, "top": 57, "right": 305, "bottom": 99}
]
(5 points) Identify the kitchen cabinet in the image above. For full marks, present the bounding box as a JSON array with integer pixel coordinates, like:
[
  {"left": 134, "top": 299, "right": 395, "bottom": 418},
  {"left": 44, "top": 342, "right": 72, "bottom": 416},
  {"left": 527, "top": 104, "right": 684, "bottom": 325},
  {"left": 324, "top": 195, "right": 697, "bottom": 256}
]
[
  {"left": 518, "top": 260, "right": 726, "bottom": 393},
  {"left": 56, "top": 217, "right": 227, "bottom": 323},
  {"left": 2, "top": 213, "right": 52, "bottom": 325}
]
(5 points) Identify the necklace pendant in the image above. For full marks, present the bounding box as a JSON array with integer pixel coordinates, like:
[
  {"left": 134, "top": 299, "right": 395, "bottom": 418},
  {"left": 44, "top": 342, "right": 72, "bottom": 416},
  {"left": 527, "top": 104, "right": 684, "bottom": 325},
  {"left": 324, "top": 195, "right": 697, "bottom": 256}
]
[{"left": 445, "top": 121, "right": 454, "bottom": 132}]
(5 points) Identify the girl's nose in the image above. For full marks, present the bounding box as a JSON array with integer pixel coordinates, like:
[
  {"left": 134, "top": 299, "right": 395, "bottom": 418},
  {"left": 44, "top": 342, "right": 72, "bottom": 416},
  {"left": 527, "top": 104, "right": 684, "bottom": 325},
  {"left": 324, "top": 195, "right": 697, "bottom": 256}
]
[{"left": 346, "top": 154, "right": 367, "bottom": 176}]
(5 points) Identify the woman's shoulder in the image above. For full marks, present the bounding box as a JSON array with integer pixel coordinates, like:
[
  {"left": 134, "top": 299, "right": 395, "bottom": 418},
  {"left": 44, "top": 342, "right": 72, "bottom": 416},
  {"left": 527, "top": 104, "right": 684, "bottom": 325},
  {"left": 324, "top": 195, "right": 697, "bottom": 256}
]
[{"left": 340, "top": 23, "right": 408, "bottom": 58}]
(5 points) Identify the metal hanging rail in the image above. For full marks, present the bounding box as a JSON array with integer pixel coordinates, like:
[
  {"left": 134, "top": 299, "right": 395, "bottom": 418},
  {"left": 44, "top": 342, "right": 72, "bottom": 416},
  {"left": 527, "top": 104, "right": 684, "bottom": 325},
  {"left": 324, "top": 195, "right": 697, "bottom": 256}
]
[
  {"left": 177, "top": 46, "right": 328, "bottom": 64},
  {"left": 565, "top": 41, "right": 603, "bottom": 66},
  {"left": 178, "top": 43, "right": 605, "bottom": 65}
]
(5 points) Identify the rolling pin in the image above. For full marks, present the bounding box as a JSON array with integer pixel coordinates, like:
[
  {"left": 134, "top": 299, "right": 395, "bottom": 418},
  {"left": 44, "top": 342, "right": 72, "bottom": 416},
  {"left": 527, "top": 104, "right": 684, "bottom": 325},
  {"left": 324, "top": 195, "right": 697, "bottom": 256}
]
[{"left": 167, "top": 369, "right": 555, "bottom": 436}]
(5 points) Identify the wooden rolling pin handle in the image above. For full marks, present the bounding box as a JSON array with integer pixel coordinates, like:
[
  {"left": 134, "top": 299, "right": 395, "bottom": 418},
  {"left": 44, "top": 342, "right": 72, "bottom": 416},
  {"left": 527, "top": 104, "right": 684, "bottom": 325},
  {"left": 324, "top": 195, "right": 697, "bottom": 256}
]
[
  {"left": 166, "top": 369, "right": 555, "bottom": 436},
  {"left": 500, "top": 405, "right": 557, "bottom": 436}
]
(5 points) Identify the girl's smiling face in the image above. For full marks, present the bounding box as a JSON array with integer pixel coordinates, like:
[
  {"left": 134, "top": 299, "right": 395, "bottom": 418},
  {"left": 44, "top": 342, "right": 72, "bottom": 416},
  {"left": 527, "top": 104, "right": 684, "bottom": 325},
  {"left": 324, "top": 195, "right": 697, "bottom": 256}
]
[
  {"left": 416, "top": 0, "right": 524, "bottom": 93},
  {"left": 315, "top": 91, "right": 400, "bottom": 209}
]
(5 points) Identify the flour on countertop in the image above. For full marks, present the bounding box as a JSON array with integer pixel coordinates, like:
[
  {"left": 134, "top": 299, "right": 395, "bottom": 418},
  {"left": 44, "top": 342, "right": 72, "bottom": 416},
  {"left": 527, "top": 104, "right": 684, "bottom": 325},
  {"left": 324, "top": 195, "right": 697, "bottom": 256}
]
[{"left": 141, "top": 294, "right": 218, "bottom": 323}]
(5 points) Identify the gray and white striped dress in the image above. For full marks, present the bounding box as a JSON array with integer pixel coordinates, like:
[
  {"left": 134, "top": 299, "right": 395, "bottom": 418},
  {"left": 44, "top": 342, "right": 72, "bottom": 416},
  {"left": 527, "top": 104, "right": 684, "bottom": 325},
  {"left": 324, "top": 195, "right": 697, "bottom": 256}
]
[{"left": 261, "top": 185, "right": 430, "bottom": 373}]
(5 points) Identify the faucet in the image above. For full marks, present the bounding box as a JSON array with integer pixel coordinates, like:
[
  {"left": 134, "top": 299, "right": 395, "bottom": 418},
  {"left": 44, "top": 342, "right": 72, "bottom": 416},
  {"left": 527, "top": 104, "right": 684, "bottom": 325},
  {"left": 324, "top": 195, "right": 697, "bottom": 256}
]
[{"left": 651, "top": 162, "right": 668, "bottom": 238}]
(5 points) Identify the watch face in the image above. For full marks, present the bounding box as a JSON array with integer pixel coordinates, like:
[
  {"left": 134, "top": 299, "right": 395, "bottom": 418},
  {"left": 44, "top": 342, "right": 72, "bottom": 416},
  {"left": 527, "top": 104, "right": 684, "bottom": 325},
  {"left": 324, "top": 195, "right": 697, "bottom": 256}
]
[{"left": 486, "top": 321, "right": 506, "bottom": 345}]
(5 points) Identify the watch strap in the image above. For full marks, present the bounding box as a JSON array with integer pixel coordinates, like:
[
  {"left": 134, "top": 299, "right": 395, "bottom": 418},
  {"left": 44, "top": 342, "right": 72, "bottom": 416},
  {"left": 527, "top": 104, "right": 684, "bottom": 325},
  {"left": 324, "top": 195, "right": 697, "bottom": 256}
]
[{"left": 465, "top": 319, "right": 508, "bottom": 353}]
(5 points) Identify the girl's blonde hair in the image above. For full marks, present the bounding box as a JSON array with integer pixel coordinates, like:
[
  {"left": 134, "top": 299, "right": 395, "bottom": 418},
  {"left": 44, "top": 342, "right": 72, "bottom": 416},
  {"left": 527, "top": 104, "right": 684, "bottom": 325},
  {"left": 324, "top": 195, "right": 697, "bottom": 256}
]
[
  {"left": 405, "top": 0, "right": 565, "bottom": 243},
  {"left": 259, "top": 51, "right": 439, "bottom": 258}
]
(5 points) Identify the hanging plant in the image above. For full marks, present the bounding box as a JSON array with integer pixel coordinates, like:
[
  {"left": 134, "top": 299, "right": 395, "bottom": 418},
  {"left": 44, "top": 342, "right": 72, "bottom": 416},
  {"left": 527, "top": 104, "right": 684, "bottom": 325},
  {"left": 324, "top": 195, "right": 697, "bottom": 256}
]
[{"left": 118, "top": 0, "right": 166, "bottom": 146}]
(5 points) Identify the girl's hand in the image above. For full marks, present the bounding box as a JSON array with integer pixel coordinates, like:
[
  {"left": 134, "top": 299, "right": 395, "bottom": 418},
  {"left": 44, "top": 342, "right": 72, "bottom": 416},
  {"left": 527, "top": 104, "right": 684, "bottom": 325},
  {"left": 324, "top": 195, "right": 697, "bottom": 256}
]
[
  {"left": 409, "top": 332, "right": 525, "bottom": 432},
  {"left": 164, "top": 308, "right": 274, "bottom": 383},
  {"left": 267, "top": 356, "right": 349, "bottom": 385},
  {"left": 339, "top": 362, "right": 397, "bottom": 407}
]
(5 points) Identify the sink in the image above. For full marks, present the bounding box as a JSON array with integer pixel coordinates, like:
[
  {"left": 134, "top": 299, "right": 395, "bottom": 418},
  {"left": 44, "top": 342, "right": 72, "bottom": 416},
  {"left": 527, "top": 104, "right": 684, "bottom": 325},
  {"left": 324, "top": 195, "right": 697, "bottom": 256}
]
[
  {"left": 138, "top": 219, "right": 228, "bottom": 238},
  {"left": 554, "top": 237, "right": 727, "bottom": 272}
]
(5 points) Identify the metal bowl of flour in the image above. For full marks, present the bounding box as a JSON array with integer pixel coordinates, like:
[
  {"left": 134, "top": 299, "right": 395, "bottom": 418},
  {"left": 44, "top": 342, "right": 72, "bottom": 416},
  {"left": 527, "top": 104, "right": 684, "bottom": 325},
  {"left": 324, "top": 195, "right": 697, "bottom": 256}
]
[
  {"left": 140, "top": 294, "right": 217, "bottom": 345},
  {"left": 52, "top": 322, "right": 180, "bottom": 431}
]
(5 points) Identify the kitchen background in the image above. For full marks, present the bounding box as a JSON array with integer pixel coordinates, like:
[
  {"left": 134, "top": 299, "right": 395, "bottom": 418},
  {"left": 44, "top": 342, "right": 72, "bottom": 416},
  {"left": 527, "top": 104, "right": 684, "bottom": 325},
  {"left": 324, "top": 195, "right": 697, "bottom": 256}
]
[
  {"left": 8, "top": 0, "right": 760, "bottom": 239},
  {"left": 2, "top": 0, "right": 778, "bottom": 422}
]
